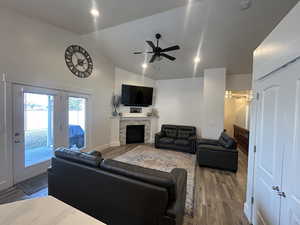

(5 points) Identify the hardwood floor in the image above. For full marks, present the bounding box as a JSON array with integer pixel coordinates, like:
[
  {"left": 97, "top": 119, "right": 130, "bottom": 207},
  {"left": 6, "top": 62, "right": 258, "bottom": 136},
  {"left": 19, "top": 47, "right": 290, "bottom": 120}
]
[{"left": 0, "top": 144, "right": 249, "bottom": 225}]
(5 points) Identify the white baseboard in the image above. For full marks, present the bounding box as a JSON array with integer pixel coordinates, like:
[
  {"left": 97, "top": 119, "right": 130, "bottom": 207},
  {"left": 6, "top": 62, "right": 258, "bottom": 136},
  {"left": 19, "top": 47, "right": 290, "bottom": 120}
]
[
  {"left": 92, "top": 144, "right": 110, "bottom": 152},
  {"left": 0, "top": 180, "right": 11, "bottom": 192},
  {"left": 110, "top": 142, "right": 120, "bottom": 147},
  {"left": 244, "top": 202, "right": 251, "bottom": 224}
]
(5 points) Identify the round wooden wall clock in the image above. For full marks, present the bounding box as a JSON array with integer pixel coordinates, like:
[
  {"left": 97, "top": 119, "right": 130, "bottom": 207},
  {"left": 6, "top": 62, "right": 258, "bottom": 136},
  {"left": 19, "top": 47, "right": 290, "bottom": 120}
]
[{"left": 65, "top": 45, "right": 93, "bottom": 78}]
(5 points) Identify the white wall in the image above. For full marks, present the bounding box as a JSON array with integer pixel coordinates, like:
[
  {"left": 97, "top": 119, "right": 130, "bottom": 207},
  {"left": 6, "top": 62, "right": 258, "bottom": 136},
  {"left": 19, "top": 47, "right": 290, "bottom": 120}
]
[
  {"left": 226, "top": 74, "right": 252, "bottom": 91},
  {"left": 0, "top": 8, "right": 115, "bottom": 190},
  {"left": 0, "top": 78, "right": 11, "bottom": 190},
  {"left": 202, "top": 68, "right": 226, "bottom": 139},
  {"left": 0, "top": 8, "right": 115, "bottom": 148},
  {"left": 114, "top": 68, "right": 156, "bottom": 115},
  {"left": 155, "top": 78, "right": 203, "bottom": 136}
]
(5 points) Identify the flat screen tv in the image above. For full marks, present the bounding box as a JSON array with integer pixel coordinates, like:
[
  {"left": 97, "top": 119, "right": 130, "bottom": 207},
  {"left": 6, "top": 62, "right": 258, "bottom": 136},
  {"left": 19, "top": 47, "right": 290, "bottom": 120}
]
[{"left": 121, "top": 84, "right": 153, "bottom": 107}]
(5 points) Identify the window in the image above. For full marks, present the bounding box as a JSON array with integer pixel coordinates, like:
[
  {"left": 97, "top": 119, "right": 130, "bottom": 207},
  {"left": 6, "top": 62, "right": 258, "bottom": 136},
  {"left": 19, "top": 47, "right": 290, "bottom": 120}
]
[{"left": 68, "top": 97, "right": 86, "bottom": 150}]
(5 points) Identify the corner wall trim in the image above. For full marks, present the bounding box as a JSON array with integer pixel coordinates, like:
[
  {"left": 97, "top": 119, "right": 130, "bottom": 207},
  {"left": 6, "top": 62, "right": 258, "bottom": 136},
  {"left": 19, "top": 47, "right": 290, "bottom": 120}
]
[{"left": 244, "top": 202, "right": 251, "bottom": 223}]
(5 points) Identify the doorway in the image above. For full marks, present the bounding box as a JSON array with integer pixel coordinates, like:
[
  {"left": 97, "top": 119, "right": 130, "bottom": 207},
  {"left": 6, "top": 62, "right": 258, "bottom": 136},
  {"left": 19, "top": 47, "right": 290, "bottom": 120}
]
[{"left": 224, "top": 90, "right": 251, "bottom": 154}]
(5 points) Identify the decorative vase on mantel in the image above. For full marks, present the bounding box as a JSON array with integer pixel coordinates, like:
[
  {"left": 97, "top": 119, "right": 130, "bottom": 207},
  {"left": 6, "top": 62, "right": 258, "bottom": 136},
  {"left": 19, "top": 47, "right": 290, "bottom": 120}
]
[{"left": 111, "top": 95, "right": 121, "bottom": 117}]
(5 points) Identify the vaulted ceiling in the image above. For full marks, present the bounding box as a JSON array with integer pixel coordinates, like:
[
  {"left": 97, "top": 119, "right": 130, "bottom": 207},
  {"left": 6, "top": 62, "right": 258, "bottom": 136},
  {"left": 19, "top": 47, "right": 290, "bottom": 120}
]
[{"left": 1, "top": 0, "right": 298, "bottom": 79}]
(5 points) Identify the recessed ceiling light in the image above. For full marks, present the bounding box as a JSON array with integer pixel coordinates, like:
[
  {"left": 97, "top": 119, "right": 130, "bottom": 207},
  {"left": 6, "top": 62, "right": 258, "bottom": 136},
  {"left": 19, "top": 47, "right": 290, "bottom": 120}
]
[
  {"left": 240, "top": 0, "right": 252, "bottom": 10},
  {"left": 90, "top": 9, "right": 100, "bottom": 17},
  {"left": 194, "top": 57, "right": 201, "bottom": 63},
  {"left": 142, "top": 63, "right": 148, "bottom": 69}
]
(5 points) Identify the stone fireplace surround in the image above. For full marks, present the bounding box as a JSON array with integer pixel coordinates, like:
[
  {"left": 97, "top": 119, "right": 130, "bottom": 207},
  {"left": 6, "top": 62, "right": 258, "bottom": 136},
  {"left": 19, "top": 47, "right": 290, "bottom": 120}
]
[{"left": 119, "top": 119, "right": 151, "bottom": 145}]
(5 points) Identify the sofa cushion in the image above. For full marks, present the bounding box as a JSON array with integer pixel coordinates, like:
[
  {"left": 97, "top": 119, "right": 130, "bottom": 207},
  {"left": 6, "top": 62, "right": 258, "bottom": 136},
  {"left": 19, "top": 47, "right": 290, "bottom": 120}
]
[
  {"left": 54, "top": 148, "right": 103, "bottom": 167},
  {"left": 174, "top": 139, "right": 189, "bottom": 146},
  {"left": 198, "top": 138, "right": 220, "bottom": 146},
  {"left": 161, "top": 125, "right": 178, "bottom": 138},
  {"left": 177, "top": 127, "right": 195, "bottom": 139},
  {"left": 165, "top": 128, "right": 177, "bottom": 138},
  {"left": 198, "top": 144, "right": 229, "bottom": 151},
  {"left": 100, "top": 159, "right": 177, "bottom": 201},
  {"left": 219, "top": 132, "right": 236, "bottom": 149},
  {"left": 160, "top": 137, "right": 175, "bottom": 144}
]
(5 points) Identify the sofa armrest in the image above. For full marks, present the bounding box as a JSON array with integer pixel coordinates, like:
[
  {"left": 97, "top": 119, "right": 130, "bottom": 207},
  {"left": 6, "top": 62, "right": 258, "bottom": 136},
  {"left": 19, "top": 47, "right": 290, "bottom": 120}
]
[
  {"left": 155, "top": 132, "right": 164, "bottom": 148},
  {"left": 197, "top": 138, "right": 220, "bottom": 146},
  {"left": 198, "top": 145, "right": 237, "bottom": 153},
  {"left": 155, "top": 132, "right": 164, "bottom": 138},
  {"left": 166, "top": 168, "right": 187, "bottom": 221},
  {"left": 188, "top": 135, "right": 197, "bottom": 141},
  {"left": 188, "top": 135, "right": 197, "bottom": 154}
]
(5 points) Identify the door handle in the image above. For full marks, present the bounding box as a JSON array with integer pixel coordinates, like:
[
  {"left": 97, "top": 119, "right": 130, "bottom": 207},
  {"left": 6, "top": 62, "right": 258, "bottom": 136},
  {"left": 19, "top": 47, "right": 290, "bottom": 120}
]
[
  {"left": 14, "top": 140, "right": 21, "bottom": 143},
  {"left": 277, "top": 192, "right": 286, "bottom": 198},
  {"left": 272, "top": 186, "right": 280, "bottom": 191}
]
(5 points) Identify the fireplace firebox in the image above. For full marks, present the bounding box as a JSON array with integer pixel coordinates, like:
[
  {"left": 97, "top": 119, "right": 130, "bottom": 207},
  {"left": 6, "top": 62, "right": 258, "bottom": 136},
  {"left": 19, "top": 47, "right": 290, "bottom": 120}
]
[{"left": 126, "top": 125, "right": 145, "bottom": 144}]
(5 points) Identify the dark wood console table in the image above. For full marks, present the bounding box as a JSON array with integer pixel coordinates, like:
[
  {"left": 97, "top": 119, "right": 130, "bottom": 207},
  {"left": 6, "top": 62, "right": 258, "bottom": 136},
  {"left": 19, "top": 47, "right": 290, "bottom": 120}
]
[{"left": 233, "top": 125, "right": 249, "bottom": 155}]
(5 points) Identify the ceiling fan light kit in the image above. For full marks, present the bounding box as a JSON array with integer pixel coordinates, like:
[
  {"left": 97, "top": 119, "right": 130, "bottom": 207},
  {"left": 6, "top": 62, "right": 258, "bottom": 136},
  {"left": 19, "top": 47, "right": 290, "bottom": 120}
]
[{"left": 134, "top": 33, "right": 180, "bottom": 64}]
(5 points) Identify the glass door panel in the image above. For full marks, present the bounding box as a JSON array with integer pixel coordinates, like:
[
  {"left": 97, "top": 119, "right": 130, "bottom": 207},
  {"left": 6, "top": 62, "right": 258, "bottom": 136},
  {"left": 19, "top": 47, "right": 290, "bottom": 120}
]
[
  {"left": 24, "top": 93, "right": 54, "bottom": 167},
  {"left": 13, "top": 85, "right": 58, "bottom": 183},
  {"left": 68, "top": 97, "right": 86, "bottom": 150}
]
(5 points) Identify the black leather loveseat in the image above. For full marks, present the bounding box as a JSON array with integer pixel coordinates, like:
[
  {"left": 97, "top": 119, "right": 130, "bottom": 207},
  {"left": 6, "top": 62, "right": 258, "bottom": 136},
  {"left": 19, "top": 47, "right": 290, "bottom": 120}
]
[
  {"left": 155, "top": 125, "right": 197, "bottom": 154},
  {"left": 197, "top": 131, "right": 238, "bottom": 172},
  {"left": 48, "top": 148, "right": 187, "bottom": 225}
]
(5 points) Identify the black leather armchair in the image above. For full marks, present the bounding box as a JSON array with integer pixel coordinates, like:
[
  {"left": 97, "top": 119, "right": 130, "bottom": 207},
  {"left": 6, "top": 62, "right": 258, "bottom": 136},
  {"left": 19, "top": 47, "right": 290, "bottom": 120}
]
[
  {"left": 155, "top": 125, "right": 197, "bottom": 154},
  {"left": 48, "top": 148, "right": 187, "bottom": 225},
  {"left": 197, "top": 132, "right": 238, "bottom": 172}
]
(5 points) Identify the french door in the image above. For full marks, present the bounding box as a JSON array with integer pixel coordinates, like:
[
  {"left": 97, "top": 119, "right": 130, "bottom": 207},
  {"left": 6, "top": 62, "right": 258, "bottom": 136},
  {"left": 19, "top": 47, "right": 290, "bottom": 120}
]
[
  {"left": 13, "top": 85, "right": 89, "bottom": 183},
  {"left": 280, "top": 61, "right": 300, "bottom": 225},
  {"left": 253, "top": 60, "right": 300, "bottom": 225},
  {"left": 253, "top": 71, "right": 285, "bottom": 225}
]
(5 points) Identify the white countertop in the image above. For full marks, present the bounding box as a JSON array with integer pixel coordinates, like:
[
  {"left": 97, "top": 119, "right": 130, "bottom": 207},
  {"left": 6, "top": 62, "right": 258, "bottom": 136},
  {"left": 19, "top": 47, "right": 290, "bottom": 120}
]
[{"left": 0, "top": 196, "right": 106, "bottom": 225}]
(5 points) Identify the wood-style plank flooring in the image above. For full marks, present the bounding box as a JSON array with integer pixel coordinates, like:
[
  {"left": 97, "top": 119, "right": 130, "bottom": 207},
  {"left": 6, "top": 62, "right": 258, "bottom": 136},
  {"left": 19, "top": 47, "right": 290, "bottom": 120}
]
[{"left": 0, "top": 144, "right": 249, "bottom": 225}]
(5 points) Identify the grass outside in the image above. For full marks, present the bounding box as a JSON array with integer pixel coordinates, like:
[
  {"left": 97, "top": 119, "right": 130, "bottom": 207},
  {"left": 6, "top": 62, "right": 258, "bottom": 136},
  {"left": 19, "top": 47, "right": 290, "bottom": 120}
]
[{"left": 25, "top": 129, "right": 50, "bottom": 150}]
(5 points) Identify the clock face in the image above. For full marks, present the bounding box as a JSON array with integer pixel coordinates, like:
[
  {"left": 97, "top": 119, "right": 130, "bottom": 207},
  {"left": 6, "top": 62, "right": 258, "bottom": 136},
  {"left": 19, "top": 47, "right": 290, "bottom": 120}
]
[{"left": 65, "top": 45, "right": 93, "bottom": 78}]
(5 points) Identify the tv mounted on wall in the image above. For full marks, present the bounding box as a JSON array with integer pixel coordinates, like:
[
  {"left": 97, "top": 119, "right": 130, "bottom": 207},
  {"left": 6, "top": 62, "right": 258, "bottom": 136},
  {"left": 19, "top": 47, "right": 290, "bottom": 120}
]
[{"left": 121, "top": 84, "right": 153, "bottom": 107}]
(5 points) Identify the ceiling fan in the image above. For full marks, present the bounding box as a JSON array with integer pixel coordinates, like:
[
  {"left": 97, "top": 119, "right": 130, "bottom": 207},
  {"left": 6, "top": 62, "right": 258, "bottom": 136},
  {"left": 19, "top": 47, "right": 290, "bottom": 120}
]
[{"left": 134, "top": 33, "right": 180, "bottom": 63}]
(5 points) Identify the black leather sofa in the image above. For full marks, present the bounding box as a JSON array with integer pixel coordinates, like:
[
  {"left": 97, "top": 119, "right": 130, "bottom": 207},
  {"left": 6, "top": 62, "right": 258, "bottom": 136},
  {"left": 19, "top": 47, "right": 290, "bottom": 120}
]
[
  {"left": 155, "top": 125, "right": 197, "bottom": 154},
  {"left": 197, "top": 132, "right": 238, "bottom": 172},
  {"left": 48, "top": 148, "right": 187, "bottom": 225}
]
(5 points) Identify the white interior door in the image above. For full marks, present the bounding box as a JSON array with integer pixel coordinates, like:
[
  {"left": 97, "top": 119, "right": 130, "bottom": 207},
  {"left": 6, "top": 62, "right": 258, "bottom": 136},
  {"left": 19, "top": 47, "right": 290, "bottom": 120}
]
[
  {"left": 253, "top": 71, "right": 285, "bottom": 225},
  {"left": 13, "top": 85, "right": 59, "bottom": 183},
  {"left": 280, "top": 60, "right": 300, "bottom": 225}
]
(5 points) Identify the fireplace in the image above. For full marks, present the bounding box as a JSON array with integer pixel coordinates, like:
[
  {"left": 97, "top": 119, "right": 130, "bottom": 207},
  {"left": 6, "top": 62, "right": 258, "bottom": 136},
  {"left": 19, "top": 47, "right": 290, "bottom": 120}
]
[{"left": 126, "top": 125, "right": 145, "bottom": 144}]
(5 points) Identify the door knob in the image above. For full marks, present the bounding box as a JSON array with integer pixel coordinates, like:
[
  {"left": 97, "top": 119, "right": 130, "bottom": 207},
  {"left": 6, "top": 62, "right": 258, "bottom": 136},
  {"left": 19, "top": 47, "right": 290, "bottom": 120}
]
[{"left": 272, "top": 186, "right": 280, "bottom": 191}]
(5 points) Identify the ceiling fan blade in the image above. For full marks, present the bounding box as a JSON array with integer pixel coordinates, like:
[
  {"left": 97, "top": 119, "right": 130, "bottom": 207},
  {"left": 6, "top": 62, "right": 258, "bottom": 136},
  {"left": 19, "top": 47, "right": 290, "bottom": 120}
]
[
  {"left": 134, "top": 51, "right": 154, "bottom": 54},
  {"left": 161, "top": 45, "right": 180, "bottom": 53},
  {"left": 161, "top": 53, "right": 176, "bottom": 61},
  {"left": 149, "top": 54, "right": 157, "bottom": 63},
  {"left": 146, "top": 41, "right": 156, "bottom": 50}
]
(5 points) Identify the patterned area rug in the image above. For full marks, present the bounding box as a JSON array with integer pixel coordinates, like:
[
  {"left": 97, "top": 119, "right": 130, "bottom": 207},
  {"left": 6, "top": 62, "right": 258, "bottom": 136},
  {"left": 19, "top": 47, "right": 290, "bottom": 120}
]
[{"left": 114, "top": 145, "right": 196, "bottom": 217}]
